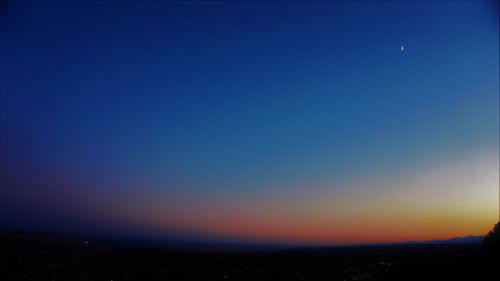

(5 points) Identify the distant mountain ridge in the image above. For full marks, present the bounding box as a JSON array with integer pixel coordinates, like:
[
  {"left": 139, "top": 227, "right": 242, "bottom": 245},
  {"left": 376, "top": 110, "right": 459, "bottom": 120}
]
[
  {"left": 373, "top": 235, "right": 484, "bottom": 246},
  {"left": 1, "top": 229, "right": 485, "bottom": 252}
]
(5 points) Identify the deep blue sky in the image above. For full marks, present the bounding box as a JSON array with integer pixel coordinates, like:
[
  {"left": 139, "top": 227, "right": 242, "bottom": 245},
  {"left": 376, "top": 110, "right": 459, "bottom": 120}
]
[{"left": 1, "top": 1, "right": 498, "bottom": 244}]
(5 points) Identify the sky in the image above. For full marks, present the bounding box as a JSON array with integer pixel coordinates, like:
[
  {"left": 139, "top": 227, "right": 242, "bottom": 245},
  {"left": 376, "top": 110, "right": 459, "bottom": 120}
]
[{"left": 1, "top": 0, "right": 499, "bottom": 246}]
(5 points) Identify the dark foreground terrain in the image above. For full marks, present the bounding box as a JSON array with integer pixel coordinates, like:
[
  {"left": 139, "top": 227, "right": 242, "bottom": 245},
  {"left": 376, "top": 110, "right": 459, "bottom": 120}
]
[{"left": 1, "top": 232, "right": 497, "bottom": 281}]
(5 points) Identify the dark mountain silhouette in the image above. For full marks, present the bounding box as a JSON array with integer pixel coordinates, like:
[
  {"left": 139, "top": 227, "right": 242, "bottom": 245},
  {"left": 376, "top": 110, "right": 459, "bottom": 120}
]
[{"left": 482, "top": 222, "right": 499, "bottom": 257}]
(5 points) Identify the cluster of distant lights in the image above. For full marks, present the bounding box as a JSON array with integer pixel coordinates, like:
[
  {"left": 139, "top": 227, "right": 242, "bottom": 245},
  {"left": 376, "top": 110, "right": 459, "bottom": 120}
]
[{"left": 349, "top": 273, "right": 373, "bottom": 280}]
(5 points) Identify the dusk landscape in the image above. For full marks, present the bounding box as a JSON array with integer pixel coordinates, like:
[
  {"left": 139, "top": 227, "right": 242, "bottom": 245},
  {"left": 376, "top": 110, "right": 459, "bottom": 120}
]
[{"left": 1, "top": 0, "right": 499, "bottom": 280}]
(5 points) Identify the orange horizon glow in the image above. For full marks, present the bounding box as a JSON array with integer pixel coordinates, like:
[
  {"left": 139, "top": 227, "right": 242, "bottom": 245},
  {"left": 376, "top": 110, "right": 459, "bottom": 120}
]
[
  {"left": 3, "top": 146, "right": 497, "bottom": 245},
  {"left": 63, "top": 147, "right": 496, "bottom": 245}
]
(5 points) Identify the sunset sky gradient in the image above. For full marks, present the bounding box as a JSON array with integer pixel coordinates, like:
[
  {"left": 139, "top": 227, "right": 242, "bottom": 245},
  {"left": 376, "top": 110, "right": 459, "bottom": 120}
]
[{"left": 1, "top": 0, "right": 499, "bottom": 245}]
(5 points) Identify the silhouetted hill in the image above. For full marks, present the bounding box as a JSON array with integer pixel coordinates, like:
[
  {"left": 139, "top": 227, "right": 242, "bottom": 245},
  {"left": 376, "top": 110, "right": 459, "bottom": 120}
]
[{"left": 482, "top": 222, "right": 499, "bottom": 257}]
